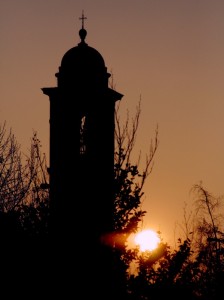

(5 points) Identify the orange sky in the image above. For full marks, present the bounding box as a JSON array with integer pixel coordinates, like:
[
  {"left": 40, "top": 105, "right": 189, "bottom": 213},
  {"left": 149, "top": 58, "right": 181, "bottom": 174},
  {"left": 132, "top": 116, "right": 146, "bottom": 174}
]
[{"left": 1, "top": 0, "right": 224, "bottom": 246}]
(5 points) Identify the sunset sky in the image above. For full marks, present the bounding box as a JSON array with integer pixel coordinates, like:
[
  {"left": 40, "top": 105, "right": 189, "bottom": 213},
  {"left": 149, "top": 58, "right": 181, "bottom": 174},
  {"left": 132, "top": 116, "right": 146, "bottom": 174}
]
[{"left": 1, "top": 0, "right": 224, "bottom": 245}]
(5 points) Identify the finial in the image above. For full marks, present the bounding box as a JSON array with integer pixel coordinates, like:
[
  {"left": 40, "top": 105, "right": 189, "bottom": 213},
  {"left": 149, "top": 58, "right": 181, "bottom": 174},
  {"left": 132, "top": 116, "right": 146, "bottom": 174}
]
[
  {"left": 79, "top": 10, "right": 87, "bottom": 43},
  {"left": 79, "top": 10, "right": 87, "bottom": 29}
]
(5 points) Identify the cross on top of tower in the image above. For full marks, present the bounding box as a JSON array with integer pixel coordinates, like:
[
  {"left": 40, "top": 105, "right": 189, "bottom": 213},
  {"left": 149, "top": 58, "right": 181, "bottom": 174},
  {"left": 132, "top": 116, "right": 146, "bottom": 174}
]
[
  {"left": 78, "top": 10, "right": 87, "bottom": 43},
  {"left": 79, "top": 10, "right": 87, "bottom": 29}
]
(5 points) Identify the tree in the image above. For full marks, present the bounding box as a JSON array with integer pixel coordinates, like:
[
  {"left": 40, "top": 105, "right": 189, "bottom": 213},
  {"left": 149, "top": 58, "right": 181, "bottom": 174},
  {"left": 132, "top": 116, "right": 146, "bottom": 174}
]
[
  {"left": 189, "top": 183, "right": 224, "bottom": 299},
  {"left": 127, "top": 238, "right": 195, "bottom": 300},
  {"left": 0, "top": 121, "right": 32, "bottom": 212},
  {"left": 18, "top": 132, "right": 49, "bottom": 237},
  {"left": 108, "top": 99, "right": 159, "bottom": 299},
  {"left": 0, "top": 99, "right": 159, "bottom": 298},
  {"left": 0, "top": 123, "right": 50, "bottom": 294},
  {"left": 114, "top": 100, "right": 159, "bottom": 236},
  {"left": 127, "top": 182, "right": 224, "bottom": 300},
  {"left": 0, "top": 122, "right": 49, "bottom": 237}
]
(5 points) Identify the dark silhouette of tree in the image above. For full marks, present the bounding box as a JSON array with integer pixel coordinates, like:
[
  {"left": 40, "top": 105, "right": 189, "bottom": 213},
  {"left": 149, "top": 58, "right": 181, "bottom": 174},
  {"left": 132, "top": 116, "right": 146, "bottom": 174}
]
[
  {"left": 0, "top": 122, "right": 49, "bottom": 237},
  {"left": 0, "top": 121, "right": 32, "bottom": 211},
  {"left": 5, "top": 110, "right": 224, "bottom": 299},
  {"left": 0, "top": 102, "right": 158, "bottom": 298},
  {"left": 108, "top": 100, "right": 159, "bottom": 299},
  {"left": 128, "top": 238, "right": 196, "bottom": 300},
  {"left": 114, "top": 100, "right": 158, "bottom": 236},
  {"left": 0, "top": 123, "right": 50, "bottom": 295},
  {"left": 127, "top": 183, "right": 224, "bottom": 300},
  {"left": 18, "top": 132, "right": 49, "bottom": 237},
  {"left": 189, "top": 183, "right": 224, "bottom": 299}
]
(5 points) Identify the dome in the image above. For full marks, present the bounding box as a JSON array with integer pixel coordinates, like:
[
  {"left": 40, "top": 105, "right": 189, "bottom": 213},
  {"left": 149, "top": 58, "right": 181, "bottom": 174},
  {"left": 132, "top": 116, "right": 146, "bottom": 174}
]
[
  {"left": 56, "top": 27, "right": 110, "bottom": 90},
  {"left": 59, "top": 27, "right": 106, "bottom": 75},
  {"left": 60, "top": 42, "right": 106, "bottom": 73}
]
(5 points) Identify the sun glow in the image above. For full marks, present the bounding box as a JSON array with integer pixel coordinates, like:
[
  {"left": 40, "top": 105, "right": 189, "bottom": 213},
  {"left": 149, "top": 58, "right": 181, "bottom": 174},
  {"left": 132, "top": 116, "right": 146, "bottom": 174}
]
[{"left": 134, "top": 229, "right": 160, "bottom": 252}]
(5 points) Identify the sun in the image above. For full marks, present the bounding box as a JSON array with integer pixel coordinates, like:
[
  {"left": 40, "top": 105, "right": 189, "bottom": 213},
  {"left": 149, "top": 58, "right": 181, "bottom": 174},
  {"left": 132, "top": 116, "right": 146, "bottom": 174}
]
[{"left": 134, "top": 229, "right": 160, "bottom": 252}]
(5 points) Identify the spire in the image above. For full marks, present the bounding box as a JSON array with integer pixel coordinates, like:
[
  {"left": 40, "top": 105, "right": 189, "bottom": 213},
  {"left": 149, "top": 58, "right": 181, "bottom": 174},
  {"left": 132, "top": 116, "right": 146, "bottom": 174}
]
[{"left": 79, "top": 10, "right": 87, "bottom": 43}]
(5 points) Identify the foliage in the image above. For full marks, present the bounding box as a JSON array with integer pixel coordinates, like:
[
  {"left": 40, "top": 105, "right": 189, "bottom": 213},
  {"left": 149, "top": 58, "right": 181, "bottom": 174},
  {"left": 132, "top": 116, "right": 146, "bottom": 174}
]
[
  {"left": 2, "top": 107, "right": 224, "bottom": 299},
  {"left": 0, "top": 122, "right": 32, "bottom": 212},
  {"left": 126, "top": 183, "right": 224, "bottom": 300},
  {"left": 128, "top": 238, "right": 195, "bottom": 299},
  {"left": 111, "top": 100, "right": 159, "bottom": 299},
  {"left": 114, "top": 100, "right": 158, "bottom": 236},
  {"left": 0, "top": 123, "right": 49, "bottom": 237}
]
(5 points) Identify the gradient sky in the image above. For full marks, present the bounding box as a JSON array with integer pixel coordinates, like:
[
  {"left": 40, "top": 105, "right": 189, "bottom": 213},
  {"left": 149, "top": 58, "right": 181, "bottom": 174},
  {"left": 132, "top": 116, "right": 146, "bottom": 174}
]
[{"left": 1, "top": 0, "right": 224, "bottom": 246}]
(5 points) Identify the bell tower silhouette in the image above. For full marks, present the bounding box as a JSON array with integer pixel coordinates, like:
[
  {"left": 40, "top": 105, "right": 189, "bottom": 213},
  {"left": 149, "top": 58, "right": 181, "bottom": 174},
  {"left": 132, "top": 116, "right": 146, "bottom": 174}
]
[{"left": 42, "top": 13, "right": 123, "bottom": 296}]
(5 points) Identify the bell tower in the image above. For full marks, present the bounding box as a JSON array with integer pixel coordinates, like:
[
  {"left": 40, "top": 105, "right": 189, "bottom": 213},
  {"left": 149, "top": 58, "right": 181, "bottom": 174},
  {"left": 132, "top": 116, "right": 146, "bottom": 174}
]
[{"left": 42, "top": 13, "right": 123, "bottom": 297}]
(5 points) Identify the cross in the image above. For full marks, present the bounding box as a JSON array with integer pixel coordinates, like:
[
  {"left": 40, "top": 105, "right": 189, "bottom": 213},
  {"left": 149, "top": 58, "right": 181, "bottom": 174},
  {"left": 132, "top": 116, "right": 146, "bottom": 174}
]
[{"left": 79, "top": 10, "right": 87, "bottom": 29}]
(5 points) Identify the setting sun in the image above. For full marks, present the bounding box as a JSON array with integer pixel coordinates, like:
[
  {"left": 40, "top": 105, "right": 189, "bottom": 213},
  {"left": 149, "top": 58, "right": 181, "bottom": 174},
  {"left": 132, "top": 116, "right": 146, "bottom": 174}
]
[{"left": 134, "top": 229, "right": 160, "bottom": 252}]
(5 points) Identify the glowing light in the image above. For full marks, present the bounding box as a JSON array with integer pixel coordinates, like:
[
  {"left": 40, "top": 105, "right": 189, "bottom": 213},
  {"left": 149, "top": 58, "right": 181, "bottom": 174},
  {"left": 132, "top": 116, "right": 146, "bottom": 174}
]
[{"left": 134, "top": 229, "right": 160, "bottom": 251}]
